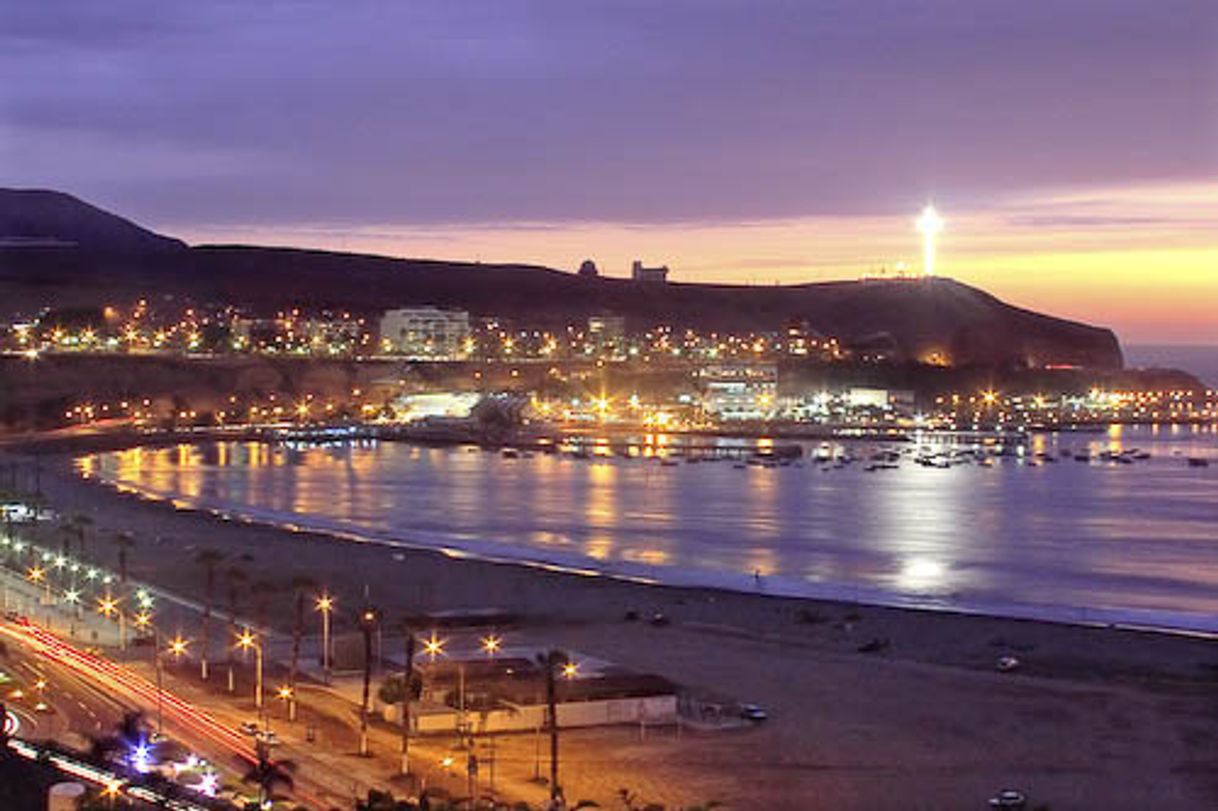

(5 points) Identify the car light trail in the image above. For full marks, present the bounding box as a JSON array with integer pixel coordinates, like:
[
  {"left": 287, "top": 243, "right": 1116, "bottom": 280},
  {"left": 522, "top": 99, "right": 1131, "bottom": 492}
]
[
  {"left": 2, "top": 616, "right": 330, "bottom": 809},
  {"left": 0, "top": 618, "right": 255, "bottom": 760}
]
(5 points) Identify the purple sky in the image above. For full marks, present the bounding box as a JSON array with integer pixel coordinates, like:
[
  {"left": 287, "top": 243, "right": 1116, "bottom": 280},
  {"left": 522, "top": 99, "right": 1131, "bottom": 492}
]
[
  {"left": 2, "top": 1, "right": 1213, "bottom": 225},
  {"left": 1, "top": 2, "right": 1216, "bottom": 342}
]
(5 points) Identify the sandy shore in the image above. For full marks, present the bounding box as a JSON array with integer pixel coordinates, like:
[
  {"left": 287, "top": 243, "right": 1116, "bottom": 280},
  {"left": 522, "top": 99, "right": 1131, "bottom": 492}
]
[{"left": 7, "top": 445, "right": 1218, "bottom": 809}]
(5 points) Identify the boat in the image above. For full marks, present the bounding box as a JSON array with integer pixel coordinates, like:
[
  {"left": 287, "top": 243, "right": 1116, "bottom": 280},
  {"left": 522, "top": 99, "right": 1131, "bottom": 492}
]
[{"left": 1187, "top": 457, "right": 1210, "bottom": 468}]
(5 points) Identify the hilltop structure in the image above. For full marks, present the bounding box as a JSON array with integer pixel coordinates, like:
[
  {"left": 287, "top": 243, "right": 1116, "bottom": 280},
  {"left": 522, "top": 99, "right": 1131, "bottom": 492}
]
[{"left": 631, "top": 260, "right": 669, "bottom": 283}]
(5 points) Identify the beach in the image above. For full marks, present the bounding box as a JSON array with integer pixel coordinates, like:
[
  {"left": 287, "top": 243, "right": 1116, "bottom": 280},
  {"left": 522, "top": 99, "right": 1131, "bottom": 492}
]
[{"left": 9, "top": 445, "right": 1218, "bottom": 809}]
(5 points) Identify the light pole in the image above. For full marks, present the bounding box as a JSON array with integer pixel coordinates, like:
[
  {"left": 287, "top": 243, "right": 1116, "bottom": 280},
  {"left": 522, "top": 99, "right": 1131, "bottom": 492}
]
[
  {"left": 97, "top": 593, "right": 126, "bottom": 651},
  {"left": 357, "top": 606, "right": 380, "bottom": 757},
  {"left": 400, "top": 629, "right": 416, "bottom": 778},
  {"left": 314, "top": 593, "right": 334, "bottom": 685},
  {"left": 237, "top": 630, "right": 264, "bottom": 713},
  {"left": 134, "top": 613, "right": 164, "bottom": 737},
  {"left": 277, "top": 684, "right": 296, "bottom": 722},
  {"left": 481, "top": 633, "right": 502, "bottom": 796},
  {"left": 26, "top": 565, "right": 48, "bottom": 603}
]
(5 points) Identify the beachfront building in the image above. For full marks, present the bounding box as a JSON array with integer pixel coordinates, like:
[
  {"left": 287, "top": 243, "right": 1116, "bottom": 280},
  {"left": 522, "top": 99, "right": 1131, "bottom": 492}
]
[
  {"left": 700, "top": 362, "right": 778, "bottom": 421},
  {"left": 379, "top": 307, "right": 472, "bottom": 360}
]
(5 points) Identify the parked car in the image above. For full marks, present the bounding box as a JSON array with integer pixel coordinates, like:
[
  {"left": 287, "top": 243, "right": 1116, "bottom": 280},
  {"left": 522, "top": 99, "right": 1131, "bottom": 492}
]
[
  {"left": 988, "top": 788, "right": 1027, "bottom": 809},
  {"left": 996, "top": 655, "right": 1021, "bottom": 673},
  {"left": 739, "top": 703, "right": 768, "bottom": 722},
  {"left": 239, "top": 721, "right": 259, "bottom": 736}
]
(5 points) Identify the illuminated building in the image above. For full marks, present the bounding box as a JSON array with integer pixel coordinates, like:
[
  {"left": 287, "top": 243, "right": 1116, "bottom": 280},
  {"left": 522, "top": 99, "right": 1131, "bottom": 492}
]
[
  {"left": 699, "top": 362, "right": 778, "bottom": 420},
  {"left": 378, "top": 307, "right": 471, "bottom": 360},
  {"left": 588, "top": 314, "right": 626, "bottom": 359}
]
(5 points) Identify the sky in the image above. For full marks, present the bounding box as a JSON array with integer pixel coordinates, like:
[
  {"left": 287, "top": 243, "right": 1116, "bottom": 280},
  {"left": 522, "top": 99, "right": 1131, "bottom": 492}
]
[{"left": 1, "top": 0, "right": 1216, "bottom": 343}]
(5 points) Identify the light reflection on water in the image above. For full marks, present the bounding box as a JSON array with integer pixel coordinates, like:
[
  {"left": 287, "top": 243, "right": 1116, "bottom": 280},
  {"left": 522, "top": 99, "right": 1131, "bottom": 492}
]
[{"left": 81, "top": 425, "right": 1218, "bottom": 630}]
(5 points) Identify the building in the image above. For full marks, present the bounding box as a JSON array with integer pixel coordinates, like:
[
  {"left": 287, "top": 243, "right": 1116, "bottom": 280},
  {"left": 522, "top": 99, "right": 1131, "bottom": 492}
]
[
  {"left": 700, "top": 362, "right": 778, "bottom": 420},
  {"left": 587, "top": 314, "right": 626, "bottom": 358},
  {"left": 379, "top": 307, "right": 471, "bottom": 360},
  {"left": 631, "top": 260, "right": 669, "bottom": 283}
]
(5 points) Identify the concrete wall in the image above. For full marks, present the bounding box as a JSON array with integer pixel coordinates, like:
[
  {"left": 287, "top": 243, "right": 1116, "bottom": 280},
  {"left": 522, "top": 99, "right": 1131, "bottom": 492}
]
[{"left": 382, "top": 695, "right": 677, "bottom": 734}]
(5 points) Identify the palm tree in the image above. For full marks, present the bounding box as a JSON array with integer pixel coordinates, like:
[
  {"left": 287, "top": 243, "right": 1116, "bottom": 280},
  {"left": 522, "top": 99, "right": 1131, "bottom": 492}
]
[
  {"left": 56, "top": 522, "right": 73, "bottom": 560},
  {"left": 69, "top": 514, "right": 93, "bottom": 562},
  {"left": 242, "top": 739, "right": 295, "bottom": 808},
  {"left": 250, "top": 577, "right": 277, "bottom": 636},
  {"left": 536, "top": 649, "right": 571, "bottom": 804},
  {"left": 194, "top": 549, "right": 225, "bottom": 681},
  {"left": 287, "top": 574, "right": 316, "bottom": 720},
  {"left": 224, "top": 565, "right": 248, "bottom": 693},
  {"left": 375, "top": 629, "right": 421, "bottom": 777},
  {"left": 88, "top": 711, "right": 148, "bottom": 763},
  {"left": 111, "top": 531, "right": 136, "bottom": 586}
]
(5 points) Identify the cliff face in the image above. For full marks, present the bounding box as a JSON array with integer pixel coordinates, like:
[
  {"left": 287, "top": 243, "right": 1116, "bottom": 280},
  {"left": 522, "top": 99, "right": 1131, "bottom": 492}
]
[{"left": 0, "top": 189, "right": 1123, "bottom": 370}]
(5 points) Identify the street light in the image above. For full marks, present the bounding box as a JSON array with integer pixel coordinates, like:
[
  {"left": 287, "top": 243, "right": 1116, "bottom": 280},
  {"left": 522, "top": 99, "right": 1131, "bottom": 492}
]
[
  {"left": 168, "top": 636, "right": 189, "bottom": 660},
  {"left": 26, "top": 566, "right": 48, "bottom": 599},
  {"left": 97, "top": 593, "right": 126, "bottom": 651},
  {"left": 423, "top": 631, "right": 446, "bottom": 661},
  {"left": 236, "top": 630, "right": 264, "bottom": 711},
  {"left": 314, "top": 593, "right": 334, "bottom": 685},
  {"left": 357, "top": 606, "right": 380, "bottom": 757},
  {"left": 480, "top": 634, "right": 502, "bottom": 657},
  {"left": 62, "top": 587, "right": 82, "bottom": 629},
  {"left": 276, "top": 684, "right": 296, "bottom": 722}
]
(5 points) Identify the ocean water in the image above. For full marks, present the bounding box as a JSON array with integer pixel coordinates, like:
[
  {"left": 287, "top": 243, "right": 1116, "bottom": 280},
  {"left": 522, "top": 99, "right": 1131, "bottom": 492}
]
[
  {"left": 1125, "top": 344, "right": 1218, "bottom": 386},
  {"left": 79, "top": 425, "right": 1218, "bottom": 632}
]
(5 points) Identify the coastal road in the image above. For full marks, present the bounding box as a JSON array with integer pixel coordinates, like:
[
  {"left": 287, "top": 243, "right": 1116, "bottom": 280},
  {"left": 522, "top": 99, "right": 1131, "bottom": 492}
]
[{"left": 0, "top": 617, "right": 279, "bottom": 805}]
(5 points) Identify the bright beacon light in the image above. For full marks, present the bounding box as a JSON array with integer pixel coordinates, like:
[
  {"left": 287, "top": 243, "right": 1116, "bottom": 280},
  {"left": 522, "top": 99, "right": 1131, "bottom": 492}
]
[{"left": 916, "top": 204, "right": 945, "bottom": 277}]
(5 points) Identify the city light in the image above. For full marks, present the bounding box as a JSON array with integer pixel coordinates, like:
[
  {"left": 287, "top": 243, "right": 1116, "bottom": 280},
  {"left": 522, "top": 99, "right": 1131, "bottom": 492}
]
[
  {"left": 480, "top": 634, "right": 502, "bottom": 656},
  {"left": 423, "top": 631, "right": 446, "bottom": 660}
]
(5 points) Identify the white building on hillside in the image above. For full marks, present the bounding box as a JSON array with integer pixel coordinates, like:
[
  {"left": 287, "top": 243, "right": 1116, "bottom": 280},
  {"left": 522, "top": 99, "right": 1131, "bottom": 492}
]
[{"left": 379, "top": 307, "right": 471, "bottom": 360}]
